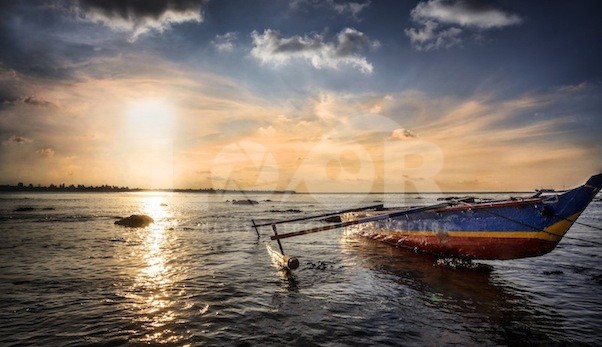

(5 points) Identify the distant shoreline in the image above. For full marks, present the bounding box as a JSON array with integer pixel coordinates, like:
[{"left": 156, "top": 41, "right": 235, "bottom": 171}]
[
  {"left": 1, "top": 184, "right": 563, "bottom": 195},
  {"left": 0, "top": 184, "right": 296, "bottom": 194}
]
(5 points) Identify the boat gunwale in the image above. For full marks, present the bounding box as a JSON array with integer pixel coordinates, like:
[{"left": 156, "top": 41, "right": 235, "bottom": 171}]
[
  {"left": 434, "top": 197, "right": 543, "bottom": 213},
  {"left": 353, "top": 197, "right": 545, "bottom": 217}
]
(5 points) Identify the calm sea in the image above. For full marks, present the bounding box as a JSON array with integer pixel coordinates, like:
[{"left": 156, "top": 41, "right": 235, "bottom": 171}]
[{"left": 0, "top": 191, "right": 601, "bottom": 346}]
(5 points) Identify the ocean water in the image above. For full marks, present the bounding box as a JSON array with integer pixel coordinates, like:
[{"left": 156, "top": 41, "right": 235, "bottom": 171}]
[{"left": 0, "top": 191, "right": 601, "bottom": 346}]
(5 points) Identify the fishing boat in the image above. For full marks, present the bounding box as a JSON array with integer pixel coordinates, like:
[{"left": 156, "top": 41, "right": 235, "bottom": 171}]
[
  {"left": 340, "top": 174, "right": 602, "bottom": 260},
  {"left": 253, "top": 174, "right": 601, "bottom": 268}
]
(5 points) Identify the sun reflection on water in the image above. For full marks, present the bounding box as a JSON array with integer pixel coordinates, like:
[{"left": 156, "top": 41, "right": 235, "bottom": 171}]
[{"left": 127, "top": 193, "right": 186, "bottom": 344}]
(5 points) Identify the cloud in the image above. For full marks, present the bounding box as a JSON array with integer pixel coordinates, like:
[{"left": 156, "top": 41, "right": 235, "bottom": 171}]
[
  {"left": 406, "top": 0, "right": 522, "bottom": 51},
  {"left": 390, "top": 128, "right": 418, "bottom": 140},
  {"left": 558, "top": 82, "right": 589, "bottom": 94},
  {"left": 75, "top": 0, "right": 204, "bottom": 40},
  {"left": 411, "top": 0, "right": 522, "bottom": 28},
  {"left": 405, "top": 21, "right": 462, "bottom": 51},
  {"left": 36, "top": 148, "right": 55, "bottom": 158},
  {"left": 2, "top": 95, "right": 55, "bottom": 108},
  {"left": 328, "top": 0, "right": 371, "bottom": 19},
  {"left": 290, "top": 0, "right": 371, "bottom": 19},
  {"left": 211, "top": 32, "right": 238, "bottom": 53},
  {"left": 250, "top": 28, "right": 379, "bottom": 74},
  {"left": 3, "top": 135, "right": 33, "bottom": 146}
]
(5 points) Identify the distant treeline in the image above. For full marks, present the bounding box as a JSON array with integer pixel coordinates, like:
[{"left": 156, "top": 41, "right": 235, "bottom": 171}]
[
  {"left": 0, "top": 183, "right": 295, "bottom": 194},
  {"left": 0, "top": 183, "right": 138, "bottom": 192}
]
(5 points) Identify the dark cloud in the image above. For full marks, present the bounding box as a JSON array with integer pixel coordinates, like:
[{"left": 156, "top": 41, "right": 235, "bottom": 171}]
[
  {"left": 1, "top": 95, "right": 54, "bottom": 108},
  {"left": 76, "top": 0, "right": 204, "bottom": 40},
  {"left": 22, "top": 96, "right": 55, "bottom": 108},
  {"left": 0, "top": 85, "right": 22, "bottom": 106},
  {"left": 334, "top": 28, "right": 377, "bottom": 56},
  {"left": 0, "top": 3, "right": 101, "bottom": 81},
  {"left": 77, "top": 0, "right": 203, "bottom": 19},
  {"left": 2, "top": 135, "right": 33, "bottom": 146}
]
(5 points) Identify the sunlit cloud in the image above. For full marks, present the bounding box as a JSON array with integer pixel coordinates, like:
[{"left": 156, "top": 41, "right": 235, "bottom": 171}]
[
  {"left": 36, "top": 148, "right": 55, "bottom": 158},
  {"left": 406, "top": 0, "right": 522, "bottom": 50},
  {"left": 411, "top": 0, "right": 522, "bottom": 29},
  {"left": 250, "top": 28, "right": 379, "bottom": 74},
  {"left": 390, "top": 128, "right": 418, "bottom": 140}
]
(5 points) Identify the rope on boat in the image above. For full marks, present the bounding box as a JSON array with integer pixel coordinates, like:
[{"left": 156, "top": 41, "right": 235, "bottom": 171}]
[
  {"left": 547, "top": 214, "right": 602, "bottom": 246},
  {"left": 551, "top": 216, "right": 602, "bottom": 232},
  {"left": 563, "top": 236, "right": 602, "bottom": 247}
]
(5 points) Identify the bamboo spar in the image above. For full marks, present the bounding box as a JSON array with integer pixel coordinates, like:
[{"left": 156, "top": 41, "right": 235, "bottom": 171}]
[
  {"left": 270, "top": 202, "right": 452, "bottom": 241},
  {"left": 253, "top": 204, "right": 384, "bottom": 228}
]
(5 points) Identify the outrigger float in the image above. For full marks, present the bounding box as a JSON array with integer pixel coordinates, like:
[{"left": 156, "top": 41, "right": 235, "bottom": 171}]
[{"left": 252, "top": 174, "right": 602, "bottom": 270}]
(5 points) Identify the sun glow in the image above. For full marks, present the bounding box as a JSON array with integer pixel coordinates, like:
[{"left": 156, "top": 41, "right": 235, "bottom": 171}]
[
  {"left": 125, "top": 99, "right": 175, "bottom": 189},
  {"left": 127, "top": 98, "right": 174, "bottom": 137}
]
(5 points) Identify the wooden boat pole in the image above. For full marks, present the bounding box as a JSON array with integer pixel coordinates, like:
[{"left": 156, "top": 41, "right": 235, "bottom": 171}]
[
  {"left": 272, "top": 224, "right": 286, "bottom": 254},
  {"left": 253, "top": 204, "right": 384, "bottom": 228},
  {"left": 271, "top": 202, "right": 452, "bottom": 241},
  {"left": 251, "top": 219, "right": 260, "bottom": 238}
]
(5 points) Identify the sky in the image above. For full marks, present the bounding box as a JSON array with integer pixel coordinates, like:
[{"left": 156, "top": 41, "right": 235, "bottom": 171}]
[{"left": 0, "top": 0, "right": 601, "bottom": 192}]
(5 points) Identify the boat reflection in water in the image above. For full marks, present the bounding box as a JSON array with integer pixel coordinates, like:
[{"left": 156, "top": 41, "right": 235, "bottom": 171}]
[{"left": 338, "top": 234, "right": 570, "bottom": 345}]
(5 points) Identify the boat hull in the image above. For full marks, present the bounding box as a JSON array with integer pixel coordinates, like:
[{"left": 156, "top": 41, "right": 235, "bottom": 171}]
[
  {"left": 342, "top": 174, "right": 602, "bottom": 260},
  {"left": 355, "top": 229, "right": 561, "bottom": 260}
]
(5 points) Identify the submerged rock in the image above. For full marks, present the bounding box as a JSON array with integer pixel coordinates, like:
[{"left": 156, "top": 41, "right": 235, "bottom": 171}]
[
  {"left": 232, "top": 199, "right": 259, "bottom": 205},
  {"left": 114, "top": 214, "right": 154, "bottom": 227},
  {"left": 323, "top": 215, "right": 342, "bottom": 223},
  {"left": 14, "top": 207, "right": 35, "bottom": 212}
]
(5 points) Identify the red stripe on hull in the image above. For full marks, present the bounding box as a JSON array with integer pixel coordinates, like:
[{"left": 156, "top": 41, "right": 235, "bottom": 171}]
[{"left": 359, "top": 232, "right": 558, "bottom": 260}]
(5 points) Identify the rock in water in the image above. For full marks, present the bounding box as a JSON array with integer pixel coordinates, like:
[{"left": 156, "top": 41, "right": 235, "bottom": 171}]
[
  {"left": 232, "top": 199, "right": 259, "bottom": 205},
  {"left": 114, "top": 214, "right": 154, "bottom": 227},
  {"left": 323, "top": 215, "right": 342, "bottom": 223},
  {"left": 14, "top": 207, "right": 35, "bottom": 212}
]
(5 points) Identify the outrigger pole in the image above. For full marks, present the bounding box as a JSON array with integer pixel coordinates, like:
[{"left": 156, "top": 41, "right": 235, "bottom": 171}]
[
  {"left": 252, "top": 203, "right": 384, "bottom": 237},
  {"left": 270, "top": 202, "right": 452, "bottom": 241},
  {"left": 254, "top": 202, "right": 455, "bottom": 271},
  {"left": 252, "top": 204, "right": 384, "bottom": 270}
]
